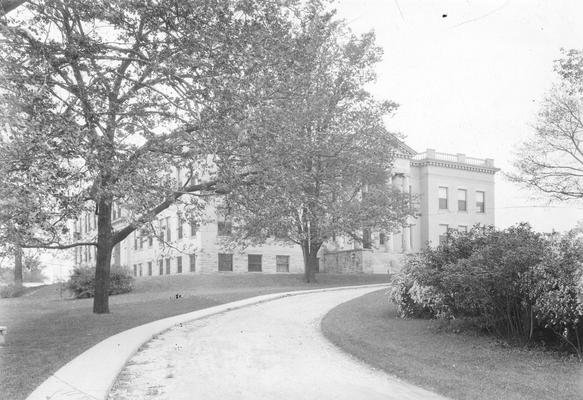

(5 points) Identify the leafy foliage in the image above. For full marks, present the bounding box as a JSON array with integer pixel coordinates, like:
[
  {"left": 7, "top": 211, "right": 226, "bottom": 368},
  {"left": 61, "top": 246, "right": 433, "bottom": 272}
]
[
  {"left": 0, "top": 0, "right": 320, "bottom": 311},
  {"left": 66, "top": 265, "right": 134, "bottom": 299},
  {"left": 388, "top": 224, "right": 583, "bottom": 356},
  {"left": 223, "top": 6, "right": 412, "bottom": 281}
]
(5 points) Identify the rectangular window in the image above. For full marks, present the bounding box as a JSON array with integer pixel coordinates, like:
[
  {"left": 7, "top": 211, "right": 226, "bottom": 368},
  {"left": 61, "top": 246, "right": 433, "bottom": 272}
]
[
  {"left": 218, "top": 253, "right": 233, "bottom": 272},
  {"left": 248, "top": 254, "right": 262, "bottom": 272},
  {"left": 438, "top": 224, "right": 449, "bottom": 245},
  {"left": 362, "top": 228, "right": 371, "bottom": 249},
  {"left": 458, "top": 225, "right": 468, "bottom": 233},
  {"left": 217, "top": 209, "right": 232, "bottom": 236},
  {"left": 166, "top": 217, "right": 171, "bottom": 241},
  {"left": 190, "top": 254, "right": 196, "bottom": 272},
  {"left": 158, "top": 219, "right": 164, "bottom": 243},
  {"left": 438, "top": 186, "right": 448, "bottom": 210},
  {"left": 177, "top": 256, "right": 183, "bottom": 273},
  {"left": 379, "top": 232, "right": 386, "bottom": 245},
  {"left": 458, "top": 189, "right": 467, "bottom": 211},
  {"left": 148, "top": 236, "right": 153, "bottom": 247},
  {"left": 147, "top": 261, "right": 152, "bottom": 276},
  {"left": 190, "top": 222, "right": 197, "bottom": 236},
  {"left": 139, "top": 234, "right": 143, "bottom": 249},
  {"left": 165, "top": 258, "right": 171, "bottom": 274},
  {"left": 138, "top": 263, "right": 143, "bottom": 277},
  {"left": 134, "top": 232, "right": 138, "bottom": 250},
  {"left": 476, "top": 191, "right": 485, "bottom": 213},
  {"left": 133, "top": 264, "right": 137, "bottom": 277},
  {"left": 177, "top": 215, "right": 183, "bottom": 239},
  {"left": 276, "top": 255, "right": 290, "bottom": 272},
  {"left": 159, "top": 259, "right": 164, "bottom": 275}
]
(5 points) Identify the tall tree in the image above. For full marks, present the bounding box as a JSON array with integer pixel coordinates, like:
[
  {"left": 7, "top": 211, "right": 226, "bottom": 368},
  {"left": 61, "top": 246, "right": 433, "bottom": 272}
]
[
  {"left": 222, "top": 8, "right": 412, "bottom": 282},
  {"left": 0, "top": 0, "right": 302, "bottom": 313},
  {"left": 0, "top": 122, "right": 56, "bottom": 286},
  {"left": 511, "top": 49, "right": 583, "bottom": 199}
]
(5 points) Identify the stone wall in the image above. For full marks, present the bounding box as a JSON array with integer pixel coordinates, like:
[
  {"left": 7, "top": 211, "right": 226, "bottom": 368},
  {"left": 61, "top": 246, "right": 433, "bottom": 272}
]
[{"left": 320, "top": 249, "right": 406, "bottom": 274}]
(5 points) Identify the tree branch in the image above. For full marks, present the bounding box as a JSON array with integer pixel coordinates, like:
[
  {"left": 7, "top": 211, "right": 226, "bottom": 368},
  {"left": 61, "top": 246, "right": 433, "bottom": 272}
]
[{"left": 21, "top": 241, "right": 97, "bottom": 249}]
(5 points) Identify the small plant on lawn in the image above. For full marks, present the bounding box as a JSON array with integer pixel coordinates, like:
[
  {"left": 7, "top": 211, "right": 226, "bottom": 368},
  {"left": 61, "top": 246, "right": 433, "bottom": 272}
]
[
  {"left": 0, "top": 283, "right": 26, "bottom": 298},
  {"left": 388, "top": 223, "right": 583, "bottom": 356},
  {"left": 66, "top": 266, "right": 134, "bottom": 299}
]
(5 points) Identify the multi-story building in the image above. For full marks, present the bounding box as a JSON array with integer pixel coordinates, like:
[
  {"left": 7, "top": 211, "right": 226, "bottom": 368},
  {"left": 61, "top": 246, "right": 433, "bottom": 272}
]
[
  {"left": 72, "top": 146, "right": 498, "bottom": 276},
  {"left": 320, "top": 147, "right": 498, "bottom": 274}
]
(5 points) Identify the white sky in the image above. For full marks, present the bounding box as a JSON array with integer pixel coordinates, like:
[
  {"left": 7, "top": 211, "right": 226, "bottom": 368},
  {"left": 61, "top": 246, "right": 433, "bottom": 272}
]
[{"left": 334, "top": 0, "right": 583, "bottom": 232}]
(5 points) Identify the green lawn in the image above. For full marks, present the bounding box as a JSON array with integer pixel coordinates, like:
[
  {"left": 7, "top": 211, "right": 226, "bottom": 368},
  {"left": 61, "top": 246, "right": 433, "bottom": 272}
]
[
  {"left": 0, "top": 273, "right": 387, "bottom": 400},
  {"left": 322, "top": 290, "right": 583, "bottom": 400}
]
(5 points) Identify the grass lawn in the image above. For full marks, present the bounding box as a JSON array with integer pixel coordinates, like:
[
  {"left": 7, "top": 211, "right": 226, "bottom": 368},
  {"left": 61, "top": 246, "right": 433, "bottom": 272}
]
[
  {"left": 322, "top": 290, "right": 583, "bottom": 400},
  {"left": 0, "top": 273, "right": 387, "bottom": 400}
]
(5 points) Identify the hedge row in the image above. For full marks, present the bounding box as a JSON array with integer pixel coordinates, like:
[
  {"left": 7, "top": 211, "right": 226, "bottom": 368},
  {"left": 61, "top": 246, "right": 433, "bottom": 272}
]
[{"left": 388, "top": 223, "right": 583, "bottom": 356}]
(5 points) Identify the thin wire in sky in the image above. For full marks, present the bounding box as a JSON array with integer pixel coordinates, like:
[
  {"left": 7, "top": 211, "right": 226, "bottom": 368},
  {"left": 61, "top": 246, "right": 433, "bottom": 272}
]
[
  {"left": 451, "top": 0, "right": 510, "bottom": 29},
  {"left": 393, "top": 0, "right": 405, "bottom": 21}
]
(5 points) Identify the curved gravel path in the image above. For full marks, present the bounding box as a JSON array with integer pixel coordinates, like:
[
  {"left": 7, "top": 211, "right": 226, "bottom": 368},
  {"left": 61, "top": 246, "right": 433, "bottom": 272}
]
[{"left": 108, "top": 286, "right": 447, "bottom": 400}]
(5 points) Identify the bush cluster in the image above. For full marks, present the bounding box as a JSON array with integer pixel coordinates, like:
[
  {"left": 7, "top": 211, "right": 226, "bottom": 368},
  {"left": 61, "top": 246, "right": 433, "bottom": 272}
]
[
  {"left": 388, "top": 223, "right": 583, "bottom": 356},
  {"left": 0, "top": 283, "right": 26, "bottom": 298},
  {"left": 66, "top": 266, "right": 134, "bottom": 298}
]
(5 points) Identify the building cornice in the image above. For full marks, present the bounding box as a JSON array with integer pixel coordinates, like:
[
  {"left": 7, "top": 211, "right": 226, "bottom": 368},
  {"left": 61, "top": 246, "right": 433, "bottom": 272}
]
[
  {"left": 410, "top": 159, "right": 500, "bottom": 174},
  {"left": 389, "top": 134, "right": 417, "bottom": 159}
]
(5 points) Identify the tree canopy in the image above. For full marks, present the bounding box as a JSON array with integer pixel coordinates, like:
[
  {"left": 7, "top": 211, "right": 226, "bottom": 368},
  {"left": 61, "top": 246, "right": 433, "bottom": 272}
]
[
  {"left": 0, "top": 0, "right": 306, "bottom": 312},
  {"left": 0, "top": 0, "right": 411, "bottom": 306},
  {"left": 511, "top": 49, "right": 583, "bottom": 200},
  {"left": 223, "top": 9, "right": 412, "bottom": 282}
]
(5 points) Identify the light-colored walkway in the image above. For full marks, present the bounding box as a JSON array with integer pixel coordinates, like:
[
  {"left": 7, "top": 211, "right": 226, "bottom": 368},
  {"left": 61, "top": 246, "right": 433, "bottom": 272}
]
[{"left": 109, "top": 286, "right": 447, "bottom": 400}]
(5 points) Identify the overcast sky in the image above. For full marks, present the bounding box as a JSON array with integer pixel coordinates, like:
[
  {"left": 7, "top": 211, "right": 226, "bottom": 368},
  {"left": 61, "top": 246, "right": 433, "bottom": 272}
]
[{"left": 334, "top": 0, "right": 583, "bottom": 232}]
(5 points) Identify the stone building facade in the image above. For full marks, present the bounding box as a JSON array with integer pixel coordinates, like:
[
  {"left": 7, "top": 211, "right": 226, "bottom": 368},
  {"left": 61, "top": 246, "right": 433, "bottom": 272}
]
[
  {"left": 319, "top": 147, "right": 498, "bottom": 274},
  {"left": 73, "top": 146, "right": 498, "bottom": 276}
]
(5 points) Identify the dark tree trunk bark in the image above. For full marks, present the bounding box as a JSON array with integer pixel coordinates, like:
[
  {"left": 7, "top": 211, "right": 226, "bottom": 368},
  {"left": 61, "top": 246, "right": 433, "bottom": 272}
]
[
  {"left": 93, "top": 199, "right": 113, "bottom": 314},
  {"left": 301, "top": 240, "right": 319, "bottom": 283},
  {"left": 14, "top": 244, "right": 23, "bottom": 286}
]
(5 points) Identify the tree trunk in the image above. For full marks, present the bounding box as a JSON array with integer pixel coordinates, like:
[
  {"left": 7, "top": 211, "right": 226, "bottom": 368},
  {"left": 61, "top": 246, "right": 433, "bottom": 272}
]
[
  {"left": 13, "top": 244, "right": 23, "bottom": 286},
  {"left": 93, "top": 200, "right": 113, "bottom": 314},
  {"left": 301, "top": 240, "right": 319, "bottom": 283}
]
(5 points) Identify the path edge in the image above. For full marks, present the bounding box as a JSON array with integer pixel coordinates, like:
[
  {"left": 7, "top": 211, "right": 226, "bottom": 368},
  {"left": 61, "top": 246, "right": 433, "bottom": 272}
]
[{"left": 25, "top": 283, "right": 388, "bottom": 400}]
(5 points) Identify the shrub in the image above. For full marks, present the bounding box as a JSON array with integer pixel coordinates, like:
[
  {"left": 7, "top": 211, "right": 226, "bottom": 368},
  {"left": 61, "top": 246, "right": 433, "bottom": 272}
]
[
  {"left": 0, "top": 283, "right": 26, "bottom": 298},
  {"left": 520, "top": 233, "right": 583, "bottom": 356},
  {"left": 66, "top": 266, "right": 134, "bottom": 298},
  {"left": 388, "top": 223, "right": 583, "bottom": 356},
  {"left": 387, "top": 260, "right": 432, "bottom": 318}
]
